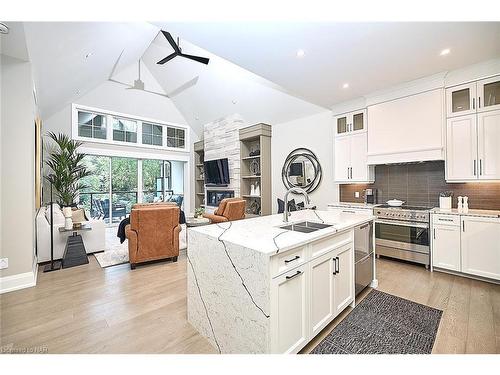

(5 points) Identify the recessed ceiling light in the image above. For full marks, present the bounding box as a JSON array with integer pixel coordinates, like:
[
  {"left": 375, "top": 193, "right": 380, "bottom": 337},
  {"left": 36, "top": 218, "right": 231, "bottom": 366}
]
[
  {"left": 0, "top": 22, "right": 9, "bottom": 34},
  {"left": 342, "top": 83, "right": 349, "bottom": 89},
  {"left": 440, "top": 48, "right": 450, "bottom": 56},
  {"left": 296, "top": 49, "right": 305, "bottom": 58}
]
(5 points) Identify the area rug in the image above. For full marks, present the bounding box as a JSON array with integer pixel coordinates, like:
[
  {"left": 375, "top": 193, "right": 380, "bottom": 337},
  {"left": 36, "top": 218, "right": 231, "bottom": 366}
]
[{"left": 311, "top": 290, "right": 442, "bottom": 354}]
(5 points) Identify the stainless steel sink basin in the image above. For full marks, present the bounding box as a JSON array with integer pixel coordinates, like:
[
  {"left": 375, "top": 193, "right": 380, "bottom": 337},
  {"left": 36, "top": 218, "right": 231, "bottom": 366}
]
[{"left": 279, "top": 221, "right": 333, "bottom": 233}]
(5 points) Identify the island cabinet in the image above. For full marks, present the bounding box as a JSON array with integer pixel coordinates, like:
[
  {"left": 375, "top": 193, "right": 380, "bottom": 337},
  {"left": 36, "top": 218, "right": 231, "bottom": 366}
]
[{"left": 270, "top": 231, "right": 354, "bottom": 354}]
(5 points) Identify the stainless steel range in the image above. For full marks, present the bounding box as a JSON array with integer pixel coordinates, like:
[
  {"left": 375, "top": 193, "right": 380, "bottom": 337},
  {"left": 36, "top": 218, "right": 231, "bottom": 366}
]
[{"left": 373, "top": 205, "right": 431, "bottom": 268}]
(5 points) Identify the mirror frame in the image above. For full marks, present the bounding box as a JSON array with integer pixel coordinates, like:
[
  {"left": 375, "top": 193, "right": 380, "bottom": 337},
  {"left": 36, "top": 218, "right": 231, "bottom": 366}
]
[{"left": 281, "top": 148, "right": 322, "bottom": 193}]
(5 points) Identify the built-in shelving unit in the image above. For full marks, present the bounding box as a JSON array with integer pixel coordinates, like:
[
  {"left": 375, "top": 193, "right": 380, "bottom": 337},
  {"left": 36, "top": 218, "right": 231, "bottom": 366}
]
[
  {"left": 239, "top": 123, "right": 271, "bottom": 216},
  {"left": 194, "top": 140, "right": 205, "bottom": 208}
]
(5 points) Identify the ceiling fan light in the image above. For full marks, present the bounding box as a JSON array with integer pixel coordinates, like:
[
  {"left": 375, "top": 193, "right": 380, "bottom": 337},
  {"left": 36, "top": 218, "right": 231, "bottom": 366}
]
[{"left": 0, "top": 22, "right": 9, "bottom": 34}]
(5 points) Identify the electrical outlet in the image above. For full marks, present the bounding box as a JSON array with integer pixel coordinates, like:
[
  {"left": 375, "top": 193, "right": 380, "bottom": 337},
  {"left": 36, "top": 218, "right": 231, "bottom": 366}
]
[
  {"left": 355, "top": 192, "right": 360, "bottom": 198},
  {"left": 0, "top": 258, "right": 8, "bottom": 270}
]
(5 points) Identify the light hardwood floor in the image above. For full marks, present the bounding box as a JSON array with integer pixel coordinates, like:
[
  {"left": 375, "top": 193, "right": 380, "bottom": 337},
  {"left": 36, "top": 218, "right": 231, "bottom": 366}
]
[{"left": 1, "top": 254, "right": 499, "bottom": 354}]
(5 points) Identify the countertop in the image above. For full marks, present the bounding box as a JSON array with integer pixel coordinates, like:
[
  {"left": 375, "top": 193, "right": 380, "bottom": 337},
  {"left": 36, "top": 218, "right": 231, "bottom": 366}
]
[
  {"left": 327, "top": 202, "right": 380, "bottom": 209},
  {"left": 190, "top": 209, "right": 375, "bottom": 255},
  {"left": 431, "top": 207, "right": 500, "bottom": 218}
]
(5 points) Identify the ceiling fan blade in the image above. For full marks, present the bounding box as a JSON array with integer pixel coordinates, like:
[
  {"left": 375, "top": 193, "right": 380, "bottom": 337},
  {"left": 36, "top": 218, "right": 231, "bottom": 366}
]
[
  {"left": 142, "top": 88, "right": 171, "bottom": 98},
  {"left": 156, "top": 52, "right": 178, "bottom": 65},
  {"left": 161, "top": 30, "right": 181, "bottom": 53},
  {"left": 179, "top": 53, "right": 210, "bottom": 65},
  {"left": 167, "top": 76, "right": 199, "bottom": 98}
]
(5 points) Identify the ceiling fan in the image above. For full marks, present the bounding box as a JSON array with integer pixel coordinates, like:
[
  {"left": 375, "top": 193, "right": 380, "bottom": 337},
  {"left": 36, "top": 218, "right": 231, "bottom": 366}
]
[
  {"left": 108, "top": 50, "right": 199, "bottom": 98},
  {"left": 157, "top": 30, "right": 210, "bottom": 65}
]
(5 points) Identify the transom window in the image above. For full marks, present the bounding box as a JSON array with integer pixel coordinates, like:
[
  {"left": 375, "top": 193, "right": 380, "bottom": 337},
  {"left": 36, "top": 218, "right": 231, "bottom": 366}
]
[
  {"left": 113, "top": 117, "right": 137, "bottom": 143},
  {"left": 73, "top": 105, "right": 188, "bottom": 151},
  {"left": 142, "top": 122, "right": 163, "bottom": 146},
  {"left": 167, "top": 127, "right": 185, "bottom": 148},
  {"left": 78, "top": 111, "right": 107, "bottom": 139}
]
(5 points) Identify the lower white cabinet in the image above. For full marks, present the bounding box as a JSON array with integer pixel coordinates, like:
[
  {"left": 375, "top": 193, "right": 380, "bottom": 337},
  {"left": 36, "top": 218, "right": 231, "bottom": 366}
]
[
  {"left": 432, "top": 224, "right": 461, "bottom": 271},
  {"left": 333, "top": 244, "right": 355, "bottom": 315},
  {"left": 271, "top": 233, "right": 355, "bottom": 353},
  {"left": 461, "top": 216, "right": 500, "bottom": 280},
  {"left": 272, "top": 265, "right": 308, "bottom": 354},
  {"left": 432, "top": 214, "right": 500, "bottom": 281}
]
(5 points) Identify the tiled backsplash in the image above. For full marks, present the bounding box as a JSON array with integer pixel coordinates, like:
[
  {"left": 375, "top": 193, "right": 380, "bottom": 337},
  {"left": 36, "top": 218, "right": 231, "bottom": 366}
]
[{"left": 340, "top": 161, "right": 500, "bottom": 210}]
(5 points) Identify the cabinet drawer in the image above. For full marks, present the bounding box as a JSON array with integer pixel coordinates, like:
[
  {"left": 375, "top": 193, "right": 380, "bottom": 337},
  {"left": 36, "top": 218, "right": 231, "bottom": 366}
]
[
  {"left": 433, "top": 214, "right": 460, "bottom": 226},
  {"left": 272, "top": 246, "right": 307, "bottom": 278},
  {"left": 310, "top": 231, "right": 352, "bottom": 259}
]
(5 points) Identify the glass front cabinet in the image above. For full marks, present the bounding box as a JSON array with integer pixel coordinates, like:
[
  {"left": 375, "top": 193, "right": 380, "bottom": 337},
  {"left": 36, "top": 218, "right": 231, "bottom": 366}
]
[
  {"left": 446, "top": 75, "right": 500, "bottom": 117},
  {"left": 334, "top": 109, "right": 367, "bottom": 136}
]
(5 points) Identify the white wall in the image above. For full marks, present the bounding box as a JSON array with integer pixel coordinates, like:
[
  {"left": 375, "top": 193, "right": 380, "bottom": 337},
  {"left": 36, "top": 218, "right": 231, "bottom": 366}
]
[
  {"left": 272, "top": 111, "right": 338, "bottom": 213},
  {"left": 0, "top": 55, "right": 37, "bottom": 286}
]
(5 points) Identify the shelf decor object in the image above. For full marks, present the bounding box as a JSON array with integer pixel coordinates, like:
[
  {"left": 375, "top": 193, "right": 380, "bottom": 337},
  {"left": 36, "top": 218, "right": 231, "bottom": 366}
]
[{"left": 239, "top": 124, "right": 271, "bottom": 216}]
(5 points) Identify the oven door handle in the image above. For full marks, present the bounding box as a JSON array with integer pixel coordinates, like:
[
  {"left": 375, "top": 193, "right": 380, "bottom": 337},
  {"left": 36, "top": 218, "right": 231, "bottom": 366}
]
[{"left": 375, "top": 219, "right": 429, "bottom": 229}]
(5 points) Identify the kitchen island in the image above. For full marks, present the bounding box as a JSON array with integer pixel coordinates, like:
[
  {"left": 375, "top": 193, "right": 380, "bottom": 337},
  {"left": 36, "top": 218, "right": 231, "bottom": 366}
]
[{"left": 187, "top": 209, "right": 376, "bottom": 354}]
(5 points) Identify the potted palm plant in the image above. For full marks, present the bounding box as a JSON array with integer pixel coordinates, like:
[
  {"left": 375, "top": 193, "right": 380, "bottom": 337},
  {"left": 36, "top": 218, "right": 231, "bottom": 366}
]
[{"left": 45, "top": 132, "right": 91, "bottom": 228}]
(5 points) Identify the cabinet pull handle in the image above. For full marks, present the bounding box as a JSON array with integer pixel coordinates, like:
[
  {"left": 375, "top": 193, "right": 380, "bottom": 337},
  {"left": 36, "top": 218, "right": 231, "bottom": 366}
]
[
  {"left": 284, "top": 255, "right": 300, "bottom": 264},
  {"left": 479, "top": 159, "right": 482, "bottom": 175},
  {"left": 478, "top": 97, "right": 481, "bottom": 108},
  {"left": 342, "top": 210, "right": 356, "bottom": 214},
  {"left": 472, "top": 97, "right": 475, "bottom": 110},
  {"left": 285, "top": 270, "right": 302, "bottom": 280},
  {"left": 462, "top": 221, "right": 465, "bottom": 232},
  {"left": 473, "top": 160, "right": 476, "bottom": 176},
  {"left": 433, "top": 228, "right": 436, "bottom": 240},
  {"left": 438, "top": 218, "right": 453, "bottom": 222},
  {"left": 335, "top": 256, "right": 340, "bottom": 274},
  {"left": 332, "top": 258, "right": 337, "bottom": 275},
  {"left": 350, "top": 167, "right": 352, "bottom": 179}
]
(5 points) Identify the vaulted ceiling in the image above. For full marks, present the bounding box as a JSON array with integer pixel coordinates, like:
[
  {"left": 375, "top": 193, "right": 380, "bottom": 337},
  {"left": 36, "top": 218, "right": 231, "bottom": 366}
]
[
  {"left": 161, "top": 22, "right": 500, "bottom": 108},
  {"left": 2, "top": 21, "right": 500, "bottom": 136}
]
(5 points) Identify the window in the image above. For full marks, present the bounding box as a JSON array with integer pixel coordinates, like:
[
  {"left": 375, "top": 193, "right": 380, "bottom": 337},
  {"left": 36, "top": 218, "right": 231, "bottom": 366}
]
[
  {"left": 167, "top": 127, "right": 185, "bottom": 148},
  {"left": 142, "top": 123, "right": 163, "bottom": 146},
  {"left": 113, "top": 117, "right": 137, "bottom": 143},
  {"left": 78, "top": 111, "right": 107, "bottom": 139}
]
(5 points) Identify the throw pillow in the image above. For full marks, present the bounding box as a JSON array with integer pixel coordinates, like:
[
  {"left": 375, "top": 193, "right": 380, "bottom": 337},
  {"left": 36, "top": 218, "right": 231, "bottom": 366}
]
[
  {"left": 71, "top": 208, "right": 86, "bottom": 223},
  {"left": 45, "top": 203, "right": 65, "bottom": 225}
]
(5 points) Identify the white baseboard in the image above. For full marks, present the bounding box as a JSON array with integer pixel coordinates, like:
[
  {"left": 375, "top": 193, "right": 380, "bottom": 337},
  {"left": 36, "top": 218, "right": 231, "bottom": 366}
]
[{"left": 0, "top": 257, "right": 38, "bottom": 294}]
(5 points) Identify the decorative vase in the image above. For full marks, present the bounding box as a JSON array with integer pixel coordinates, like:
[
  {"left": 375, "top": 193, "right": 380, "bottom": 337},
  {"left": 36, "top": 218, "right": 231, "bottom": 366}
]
[
  {"left": 439, "top": 196, "right": 451, "bottom": 210},
  {"left": 250, "top": 183, "right": 255, "bottom": 196},
  {"left": 255, "top": 181, "right": 260, "bottom": 196},
  {"left": 62, "top": 207, "right": 73, "bottom": 230}
]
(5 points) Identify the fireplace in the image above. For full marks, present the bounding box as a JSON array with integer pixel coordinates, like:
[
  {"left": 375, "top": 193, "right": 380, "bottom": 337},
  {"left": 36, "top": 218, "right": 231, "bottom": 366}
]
[{"left": 206, "top": 190, "right": 234, "bottom": 207}]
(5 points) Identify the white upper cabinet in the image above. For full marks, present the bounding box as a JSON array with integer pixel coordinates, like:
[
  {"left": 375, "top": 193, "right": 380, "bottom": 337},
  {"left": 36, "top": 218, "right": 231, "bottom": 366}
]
[
  {"left": 446, "top": 109, "right": 500, "bottom": 181},
  {"left": 446, "top": 82, "right": 477, "bottom": 118},
  {"left": 334, "top": 109, "right": 366, "bottom": 137},
  {"left": 446, "top": 75, "right": 500, "bottom": 117},
  {"left": 334, "top": 132, "right": 374, "bottom": 183},
  {"left": 477, "top": 110, "right": 500, "bottom": 179},
  {"left": 477, "top": 75, "right": 500, "bottom": 113},
  {"left": 446, "top": 115, "right": 478, "bottom": 181}
]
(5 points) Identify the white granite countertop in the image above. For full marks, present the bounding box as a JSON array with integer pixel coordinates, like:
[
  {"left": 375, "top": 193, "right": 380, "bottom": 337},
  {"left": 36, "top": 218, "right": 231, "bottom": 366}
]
[
  {"left": 190, "top": 209, "right": 375, "bottom": 255},
  {"left": 431, "top": 207, "right": 500, "bottom": 218},
  {"left": 327, "top": 202, "right": 380, "bottom": 209}
]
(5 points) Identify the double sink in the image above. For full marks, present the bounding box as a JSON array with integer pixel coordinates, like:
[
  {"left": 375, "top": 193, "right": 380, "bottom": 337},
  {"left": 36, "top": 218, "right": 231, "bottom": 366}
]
[{"left": 279, "top": 221, "right": 333, "bottom": 233}]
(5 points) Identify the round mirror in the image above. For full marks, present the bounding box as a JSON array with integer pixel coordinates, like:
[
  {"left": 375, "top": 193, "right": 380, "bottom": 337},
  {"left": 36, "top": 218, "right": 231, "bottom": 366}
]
[{"left": 281, "top": 148, "right": 322, "bottom": 193}]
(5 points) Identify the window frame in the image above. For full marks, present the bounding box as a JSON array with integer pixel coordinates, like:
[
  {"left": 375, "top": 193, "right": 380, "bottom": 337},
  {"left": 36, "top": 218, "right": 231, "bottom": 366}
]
[{"left": 72, "top": 104, "right": 190, "bottom": 153}]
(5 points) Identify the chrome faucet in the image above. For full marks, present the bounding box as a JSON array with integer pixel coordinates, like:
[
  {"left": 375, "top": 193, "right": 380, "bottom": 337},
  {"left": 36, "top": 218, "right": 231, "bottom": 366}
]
[{"left": 283, "top": 187, "right": 311, "bottom": 222}]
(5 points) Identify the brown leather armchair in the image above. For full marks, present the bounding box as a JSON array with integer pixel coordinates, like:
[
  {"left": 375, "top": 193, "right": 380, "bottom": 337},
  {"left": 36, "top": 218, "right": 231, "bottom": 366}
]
[
  {"left": 125, "top": 204, "right": 180, "bottom": 269},
  {"left": 203, "top": 197, "right": 246, "bottom": 223}
]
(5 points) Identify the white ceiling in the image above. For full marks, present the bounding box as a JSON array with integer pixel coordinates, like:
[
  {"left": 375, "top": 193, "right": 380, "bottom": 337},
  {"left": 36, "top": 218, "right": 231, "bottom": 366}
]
[
  {"left": 0, "top": 22, "right": 29, "bottom": 61},
  {"left": 161, "top": 22, "right": 500, "bottom": 108},
  {"left": 22, "top": 22, "right": 158, "bottom": 118}
]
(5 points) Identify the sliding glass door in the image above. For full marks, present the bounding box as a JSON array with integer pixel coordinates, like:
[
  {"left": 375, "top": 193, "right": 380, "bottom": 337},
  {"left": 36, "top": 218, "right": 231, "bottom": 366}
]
[{"left": 79, "top": 155, "right": 184, "bottom": 225}]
